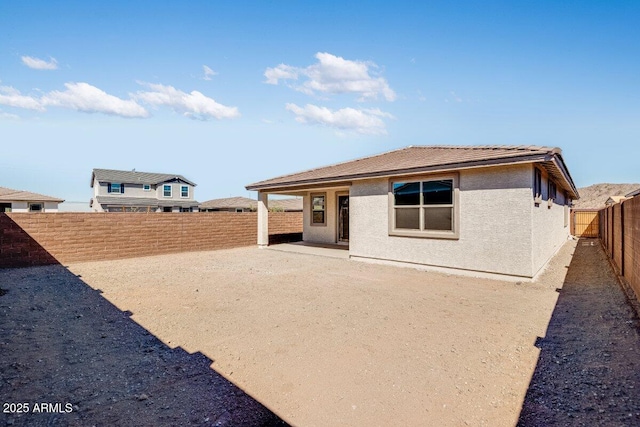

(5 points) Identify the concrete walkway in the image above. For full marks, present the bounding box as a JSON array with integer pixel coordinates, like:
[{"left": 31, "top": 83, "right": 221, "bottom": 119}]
[{"left": 267, "top": 241, "right": 350, "bottom": 259}]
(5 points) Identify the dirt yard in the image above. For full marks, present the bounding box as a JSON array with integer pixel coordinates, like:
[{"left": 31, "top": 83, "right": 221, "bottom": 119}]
[{"left": 3, "top": 239, "right": 640, "bottom": 426}]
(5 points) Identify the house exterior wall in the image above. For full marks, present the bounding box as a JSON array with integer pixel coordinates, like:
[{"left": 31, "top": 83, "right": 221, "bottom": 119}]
[
  {"left": 348, "top": 165, "right": 535, "bottom": 277},
  {"left": 9, "top": 201, "right": 59, "bottom": 213},
  {"left": 302, "top": 189, "right": 341, "bottom": 244},
  {"left": 530, "top": 165, "right": 570, "bottom": 276},
  {"left": 155, "top": 182, "right": 195, "bottom": 201}
]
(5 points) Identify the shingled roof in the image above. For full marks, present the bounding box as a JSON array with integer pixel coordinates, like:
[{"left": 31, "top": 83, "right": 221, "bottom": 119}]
[
  {"left": 0, "top": 186, "right": 64, "bottom": 203},
  {"left": 91, "top": 169, "right": 196, "bottom": 187},
  {"left": 246, "top": 145, "right": 579, "bottom": 199},
  {"left": 199, "top": 196, "right": 303, "bottom": 211}
]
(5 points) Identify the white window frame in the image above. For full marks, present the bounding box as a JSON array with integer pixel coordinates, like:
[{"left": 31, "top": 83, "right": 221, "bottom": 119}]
[
  {"left": 180, "top": 185, "right": 189, "bottom": 198},
  {"left": 143, "top": 184, "right": 151, "bottom": 192},
  {"left": 388, "top": 173, "right": 460, "bottom": 240},
  {"left": 163, "top": 184, "right": 172, "bottom": 198}
]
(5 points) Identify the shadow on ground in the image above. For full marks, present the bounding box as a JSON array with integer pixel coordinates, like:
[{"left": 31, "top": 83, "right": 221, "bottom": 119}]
[
  {"left": 518, "top": 239, "right": 640, "bottom": 426},
  {"left": 0, "top": 264, "right": 288, "bottom": 426}
]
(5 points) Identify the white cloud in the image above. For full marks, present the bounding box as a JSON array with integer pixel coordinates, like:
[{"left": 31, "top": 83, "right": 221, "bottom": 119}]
[
  {"left": 264, "top": 64, "right": 299, "bottom": 85},
  {"left": 0, "top": 111, "right": 20, "bottom": 120},
  {"left": 285, "top": 103, "right": 393, "bottom": 135},
  {"left": 202, "top": 65, "right": 218, "bottom": 81},
  {"left": 21, "top": 56, "right": 58, "bottom": 70},
  {"left": 0, "top": 86, "right": 45, "bottom": 110},
  {"left": 41, "top": 83, "right": 149, "bottom": 117},
  {"left": 265, "top": 52, "right": 395, "bottom": 101},
  {"left": 135, "top": 82, "right": 239, "bottom": 120}
]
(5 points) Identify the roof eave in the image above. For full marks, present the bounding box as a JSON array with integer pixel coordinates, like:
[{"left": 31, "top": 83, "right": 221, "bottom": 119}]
[{"left": 246, "top": 153, "right": 550, "bottom": 192}]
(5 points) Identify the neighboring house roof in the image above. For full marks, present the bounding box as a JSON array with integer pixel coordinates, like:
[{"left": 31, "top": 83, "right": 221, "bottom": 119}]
[
  {"left": 199, "top": 196, "right": 303, "bottom": 211},
  {"left": 91, "top": 169, "right": 197, "bottom": 187},
  {"left": 246, "top": 145, "right": 579, "bottom": 199},
  {"left": 626, "top": 188, "right": 640, "bottom": 198},
  {"left": 0, "top": 186, "right": 64, "bottom": 203},
  {"left": 605, "top": 195, "right": 629, "bottom": 205},
  {"left": 95, "top": 196, "right": 199, "bottom": 208}
]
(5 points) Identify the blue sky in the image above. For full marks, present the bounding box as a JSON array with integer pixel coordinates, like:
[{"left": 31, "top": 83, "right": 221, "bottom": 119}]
[{"left": 1, "top": 1, "right": 639, "bottom": 205}]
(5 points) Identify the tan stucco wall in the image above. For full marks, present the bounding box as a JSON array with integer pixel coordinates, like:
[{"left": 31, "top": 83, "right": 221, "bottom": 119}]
[
  {"left": 349, "top": 165, "right": 537, "bottom": 277},
  {"left": 302, "top": 189, "right": 342, "bottom": 244},
  {"left": 530, "top": 166, "right": 570, "bottom": 276}
]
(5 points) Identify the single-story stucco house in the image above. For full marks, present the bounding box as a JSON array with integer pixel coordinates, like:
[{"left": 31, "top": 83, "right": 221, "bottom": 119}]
[
  {"left": 246, "top": 145, "right": 579, "bottom": 279},
  {"left": 0, "top": 186, "right": 64, "bottom": 212},
  {"left": 199, "top": 196, "right": 303, "bottom": 212}
]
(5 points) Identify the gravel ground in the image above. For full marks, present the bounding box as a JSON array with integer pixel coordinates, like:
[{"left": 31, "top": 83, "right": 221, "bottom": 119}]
[
  {"left": 0, "top": 265, "right": 286, "bottom": 427},
  {"left": 518, "top": 239, "right": 640, "bottom": 426},
  {"left": 2, "top": 239, "right": 640, "bottom": 426}
]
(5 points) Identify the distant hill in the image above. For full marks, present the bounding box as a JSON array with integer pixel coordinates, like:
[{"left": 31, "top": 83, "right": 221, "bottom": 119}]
[{"left": 573, "top": 183, "right": 640, "bottom": 209}]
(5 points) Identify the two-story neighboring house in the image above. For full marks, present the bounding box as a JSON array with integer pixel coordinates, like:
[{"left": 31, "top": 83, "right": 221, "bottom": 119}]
[{"left": 90, "top": 169, "right": 199, "bottom": 212}]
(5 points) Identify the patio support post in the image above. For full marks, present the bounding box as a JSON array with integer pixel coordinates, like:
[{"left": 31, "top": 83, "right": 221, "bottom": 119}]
[{"left": 257, "top": 191, "right": 269, "bottom": 248}]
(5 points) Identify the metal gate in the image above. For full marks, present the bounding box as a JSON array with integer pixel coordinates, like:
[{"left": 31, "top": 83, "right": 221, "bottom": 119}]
[{"left": 571, "top": 209, "right": 600, "bottom": 237}]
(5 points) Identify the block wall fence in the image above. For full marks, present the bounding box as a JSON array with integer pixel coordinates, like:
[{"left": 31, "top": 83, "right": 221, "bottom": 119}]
[
  {"left": 0, "top": 212, "right": 302, "bottom": 268},
  {"left": 599, "top": 195, "right": 640, "bottom": 302}
]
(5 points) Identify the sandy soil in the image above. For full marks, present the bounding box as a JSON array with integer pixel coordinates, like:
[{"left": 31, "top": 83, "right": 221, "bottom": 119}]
[{"left": 55, "top": 242, "right": 578, "bottom": 427}]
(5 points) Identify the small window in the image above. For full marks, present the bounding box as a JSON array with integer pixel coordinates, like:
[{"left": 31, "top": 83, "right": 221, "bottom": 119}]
[
  {"left": 180, "top": 207, "right": 191, "bottom": 212},
  {"left": 108, "top": 183, "right": 124, "bottom": 194},
  {"left": 163, "top": 185, "right": 172, "bottom": 197},
  {"left": 533, "top": 168, "right": 542, "bottom": 199},
  {"left": 548, "top": 180, "right": 557, "bottom": 201},
  {"left": 29, "top": 203, "right": 43, "bottom": 212},
  {"left": 181, "top": 186, "right": 189, "bottom": 198},
  {"left": 390, "top": 176, "right": 458, "bottom": 239},
  {"left": 311, "top": 193, "right": 326, "bottom": 225},
  {"left": 235, "top": 208, "right": 243, "bottom": 213},
  {"left": 143, "top": 184, "right": 151, "bottom": 192}
]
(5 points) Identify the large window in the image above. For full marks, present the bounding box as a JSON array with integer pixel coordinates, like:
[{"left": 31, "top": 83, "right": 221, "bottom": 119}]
[
  {"left": 311, "top": 193, "right": 326, "bottom": 225},
  {"left": 390, "top": 176, "right": 458, "bottom": 238},
  {"left": 163, "top": 185, "right": 172, "bottom": 197},
  {"left": 181, "top": 185, "right": 189, "bottom": 198}
]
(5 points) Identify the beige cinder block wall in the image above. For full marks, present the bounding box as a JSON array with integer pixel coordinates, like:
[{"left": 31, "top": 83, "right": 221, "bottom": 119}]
[{"left": 349, "top": 164, "right": 551, "bottom": 278}]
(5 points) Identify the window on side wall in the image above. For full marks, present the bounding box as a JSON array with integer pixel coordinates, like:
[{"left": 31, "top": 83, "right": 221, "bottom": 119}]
[
  {"left": 311, "top": 193, "right": 326, "bottom": 226},
  {"left": 548, "top": 180, "right": 557, "bottom": 201},
  {"left": 163, "top": 185, "right": 172, "bottom": 197},
  {"left": 181, "top": 186, "right": 189, "bottom": 198},
  {"left": 143, "top": 184, "right": 151, "bottom": 192},
  {"left": 390, "top": 175, "right": 459, "bottom": 239},
  {"left": 29, "top": 203, "right": 43, "bottom": 212},
  {"left": 533, "top": 168, "right": 542, "bottom": 203}
]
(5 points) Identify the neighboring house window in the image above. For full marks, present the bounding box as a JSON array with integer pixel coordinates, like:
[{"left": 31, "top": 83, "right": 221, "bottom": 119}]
[
  {"left": 180, "top": 207, "right": 191, "bottom": 212},
  {"left": 235, "top": 208, "right": 243, "bottom": 213},
  {"left": 108, "top": 183, "right": 124, "bottom": 194},
  {"left": 534, "top": 168, "right": 542, "bottom": 199},
  {"left": 181, "top": 186, "right": 189, "bottom": 198},
  {"left": 143, "top": 184, "right": 151, "bottom": 192},
  {"left": 29, "top": 203, "right": 43, "bottom": 212},
  {"left": 390, "top": 175, "right": 459, "bottom": 239},
  {"left": 163, "top": 185, "right": 172, "bottom": 197},
  {"left": 311, "top": 193, "right": 326, "bottom": 225}
]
